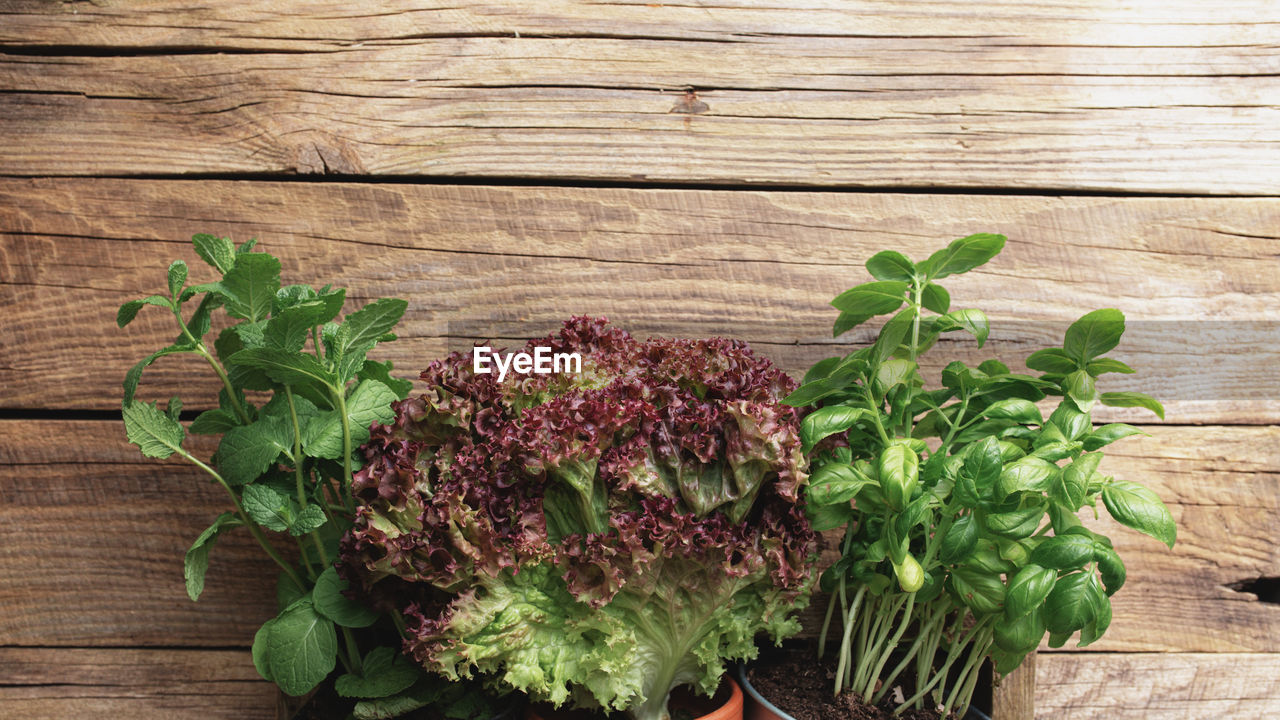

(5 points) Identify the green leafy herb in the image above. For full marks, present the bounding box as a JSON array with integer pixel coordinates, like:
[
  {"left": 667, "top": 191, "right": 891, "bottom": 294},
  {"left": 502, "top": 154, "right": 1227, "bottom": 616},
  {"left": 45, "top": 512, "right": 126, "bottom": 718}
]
[{"left": 794, "top": 235, "right": 1175, "bottom": 717}]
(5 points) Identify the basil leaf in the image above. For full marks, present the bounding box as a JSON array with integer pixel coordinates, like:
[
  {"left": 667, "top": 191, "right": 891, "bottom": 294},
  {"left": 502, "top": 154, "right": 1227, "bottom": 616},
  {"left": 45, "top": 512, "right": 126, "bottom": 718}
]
[
  {"left": 951, "top": 565, "right": 1006, "bottom": 615},
  {"left": 939, "top": 515, "right": 979, "bottom": 564},
  {"left": 1064, "top": 370, "right": 1098, "bottom": 413},
  {"left": 1085, "top": 357, "right": 1134, "bottom": 376},
  {"left": 1044, "top": 571, "right": 1100, "bottom": 635},
  {"left": 801, "top": 406, "right": 869, "bottom": 451},
  {"left": 918, "top": 233, "right": 1006, "bottom": 280},
  {"left": 865, "top": 250, "right": 915, "bottom": 281},
  {"left": 1005, "top": 564, "right": 1057, "bottom": 619},
  {"left": 983, "top": 398, "right": 1042, "bottom": 425},
  {"left": 831, "top": 280, "right": 909, "bottom": 317},
  {"left": 1025, "top": 347, "right": 1078, "bottom": 374},
  {"left": 1082, "top": 423, "right": 1147, "bottom": 451},
  {"left": 1099, "top": 391, "right": 1165, "bottom": 420},
  {"left": 1030, "top": 533, "right": 1095, "bottom": 570},
  {"left": 921, "top": 282, "right": 951, "bottom": 314},
  {"left": 1102, "top": 480, "right": 1177, "bottom": 548},
  {"left": 937, "top": 308, "right": 989, "bottom": 347},
  {"left": 1064, "top": 309, "right": 1125, "bottom": 365}
]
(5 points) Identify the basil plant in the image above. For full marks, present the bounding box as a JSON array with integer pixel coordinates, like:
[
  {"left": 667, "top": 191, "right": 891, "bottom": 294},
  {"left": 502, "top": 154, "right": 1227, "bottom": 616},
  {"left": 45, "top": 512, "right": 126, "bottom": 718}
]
[{"left": 789, "top": 235, "right": 1175, "bottom": 716}]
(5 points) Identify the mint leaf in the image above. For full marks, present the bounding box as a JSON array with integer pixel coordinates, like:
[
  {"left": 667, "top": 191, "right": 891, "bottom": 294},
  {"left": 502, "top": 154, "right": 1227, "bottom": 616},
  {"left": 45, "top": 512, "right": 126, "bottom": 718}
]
[
  {"left": 252, "top": 618, "right": 276, "bottom": 682},
  {"left": 117, "top": 295, "right": 171, "bottom": 328},
  {"left": 292, "top": 504, "right": 327, "bottom": 536},
  {"left": 189, "top": 408, "right": 240, "bottom": 435},
  {"left": 335, "top": 647, "right": 419, "bottom": 699},
  {"left": 265, "top": 293, "right": 346, "bottom": 352},
  {"left": 268, "top": 599, "right": 338, "bottom": 697},
  {"left": 243, "top": 483, "right": 293, "bottom": 532},
  {"left": 358, "top": 360, "right": 413, "bottom": 400},
  {"left": 313, "top": 566, "right": 380, "bottom": 629},
  {"left": 218, "top": 253, "right": 281, "bottom": 322},
  {"left": 193, "top": 234, "right": 236, "bottom": 274},
  {"left": 301, "top": 409, "right": 345, "bottom": 459},
  {"left": 333, "top": 299, "right": 408, "bottom": 382},
  {"left": 216, "top": 416, "right": 291, "bottom": 486},
  {"left": 185, "top": 290, "right": 224, "bottom": 339},
  {"left": 122, "top": 343, "right": 194, "bottom": 405},
  {"left": 344, "top": 379, "right": 398, "bottom": 442},
  {"left": 184, "top": 512, "right": 241, "bottom": 601},
  {"left": 123, "top": 400, "right": 186, "bottom": 459},
  {"left": 231, "top": 347, "right": 337, "bottom": 389},
  {"left": 167, "top": 260, "right": 188, "bottom": 298}
]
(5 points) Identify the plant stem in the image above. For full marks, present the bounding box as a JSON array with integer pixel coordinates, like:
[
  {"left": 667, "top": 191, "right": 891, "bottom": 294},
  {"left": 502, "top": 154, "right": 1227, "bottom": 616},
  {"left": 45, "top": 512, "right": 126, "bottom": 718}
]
[
  {"left": 333, "top": 386, "right": 355, "bottom": 503},
  {"left": 834, "top": 585, "right": 866, "bottom": 696},
  {"left": 177, "top": 448, "right": 305, "bottom": 589},
  {"left": 340, "top": 627, "right": 363, "bottom": 675},
  {"left": 171, "top": 307, "right": 253, "bottom": 426},
  {"left": 863, "top": 593, "right": 915, "bottom": 700}
]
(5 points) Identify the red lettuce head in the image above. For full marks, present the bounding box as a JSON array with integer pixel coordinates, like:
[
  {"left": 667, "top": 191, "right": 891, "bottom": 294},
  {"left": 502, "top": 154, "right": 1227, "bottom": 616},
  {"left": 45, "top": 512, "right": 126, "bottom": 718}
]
[{"left": 340, "top": 317, "right": 817, "bottom": 720}]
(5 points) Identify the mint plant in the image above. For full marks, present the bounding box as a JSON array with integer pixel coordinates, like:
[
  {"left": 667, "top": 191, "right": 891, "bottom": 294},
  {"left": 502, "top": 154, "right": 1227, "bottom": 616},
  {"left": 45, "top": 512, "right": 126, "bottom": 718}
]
[
  {"left": 791, "top": 235, "right": 1175, "bottom": 716},
  {"left": 117, "top": 235, "right": 502, "bottom": 719}
]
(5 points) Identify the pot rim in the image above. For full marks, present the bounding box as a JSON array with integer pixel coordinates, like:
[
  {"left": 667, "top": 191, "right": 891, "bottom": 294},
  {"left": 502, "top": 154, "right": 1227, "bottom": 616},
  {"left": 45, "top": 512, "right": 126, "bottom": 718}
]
[{"left": 735, "top": 663, "right": 992, "bottom": 720}]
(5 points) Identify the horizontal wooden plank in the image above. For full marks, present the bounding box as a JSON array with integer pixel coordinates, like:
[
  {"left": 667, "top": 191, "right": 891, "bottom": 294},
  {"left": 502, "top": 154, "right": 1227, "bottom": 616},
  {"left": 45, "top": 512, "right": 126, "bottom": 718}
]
[
  {"left": 5, "top": 0, "right": 1280, "bottom": 57},
  {"left": 2, "top": 420, "right": 1275, "bottom": 652},
  {"left": 0, "top": 423, "right": 281, "bottom": 647},
  {"left": 1036, "top": 652, "right": 1280, "bottom": 719},
  {"left": 0, "top": 647, "right": 274, "bottom": 720},
  {"left": 2, "top": 4, "right": 1279, "bottom": 190},
  {"left": 3, "top": 179, "right": 1278, "bottom": 422}
]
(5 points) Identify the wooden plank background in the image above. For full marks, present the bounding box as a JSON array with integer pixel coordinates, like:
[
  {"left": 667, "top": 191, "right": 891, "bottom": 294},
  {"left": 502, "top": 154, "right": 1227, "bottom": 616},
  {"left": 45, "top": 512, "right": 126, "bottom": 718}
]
[{"left": 1, "top": 2, "right": 1278, "bottom": 718}]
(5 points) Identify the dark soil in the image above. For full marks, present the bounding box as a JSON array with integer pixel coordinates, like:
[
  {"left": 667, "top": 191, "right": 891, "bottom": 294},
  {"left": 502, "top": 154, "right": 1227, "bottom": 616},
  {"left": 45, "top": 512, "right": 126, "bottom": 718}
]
[{"left": 746, "top": 645, "right": 961, "bottom": 720}]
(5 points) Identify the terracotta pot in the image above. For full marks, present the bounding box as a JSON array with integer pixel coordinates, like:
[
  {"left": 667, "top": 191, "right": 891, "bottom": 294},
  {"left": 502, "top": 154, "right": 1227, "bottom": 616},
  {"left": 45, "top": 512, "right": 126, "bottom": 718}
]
[
  {"left": 736, "top": 665, "right": 991, "bottom": 720},
  {"left": 526, "top": 676, "right": 744, "bottom": 720}
]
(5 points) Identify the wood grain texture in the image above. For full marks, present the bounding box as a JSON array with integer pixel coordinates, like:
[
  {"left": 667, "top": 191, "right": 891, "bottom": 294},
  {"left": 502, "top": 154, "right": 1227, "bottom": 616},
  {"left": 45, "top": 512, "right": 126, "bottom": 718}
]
[
  {"left": 4, "top": 0, "right": 1280, "bottom": 56},
  {"left": 3, "top": 179, "right": 1278, "bottom": 422},
  {"left": 992, "top": 653, "right": 1034, "bottom": 720},
  {"left": 3, "top": 420, "right": 1275, "bottom": 652},
  {"left": 2, "top": 1, "right": 1279, "bottom": 189},
  {"left": 0, "top": 648, "right": 274, "bottom": 720},
  {"left": 1036, "top": 652, "right": 1280, "bottom": 719},
  {"left": 0, "top": 422, "right": 281, "bottom": 647}
]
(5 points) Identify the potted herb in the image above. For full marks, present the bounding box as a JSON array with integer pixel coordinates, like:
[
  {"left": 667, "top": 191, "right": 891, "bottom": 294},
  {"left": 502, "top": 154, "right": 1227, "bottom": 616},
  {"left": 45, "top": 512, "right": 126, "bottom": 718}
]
[
  {"left": 739, "top": 235, "right": 1176, "bottom": 719},
  {"left": 117, "top": 235, "right": 514, "bottom": 719},
  {"left": 339, "top": 317, "right": 820, "bottom": 720}
]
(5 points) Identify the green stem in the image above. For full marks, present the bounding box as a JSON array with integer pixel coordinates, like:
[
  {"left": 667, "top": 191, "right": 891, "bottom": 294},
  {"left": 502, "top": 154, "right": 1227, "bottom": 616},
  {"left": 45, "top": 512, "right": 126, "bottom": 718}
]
[
  {"left": 944, "top": 627, "right": 993, "bottom": 715},
  {"left": 895, "top": 615, "right": 991, "bottom": 714},
  {"left": 333, "top": 387, "right": 355, "bottom": 503},
  {"left": 908, "top": 280, "right": 923, "bottom": 363},
  {"left": 171, "top": 308, "right": 253, "bottom": 426},
  {"left": 939, "top": 393, "right": 971, "bottom": 452},
  {"left": 340, "top": 627, "right": 363, "bottom": 676},
  {"left": 177, "top": 448, "right": 304, "bottom": 590},
  {"left": 861, "top": 387, "right": 892, "bottom": 444},
  {"left": 834, "top": 585, "right": 866, "bottom": 696},
  {"left": 863, "top": 593, "right": 915, "bottom": 700},
  {"left": 285, "top": 389, "right": 334, "bottom": 568},
  {"left": 874, "top": 600, "right": 949, "bottom": 704}
]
